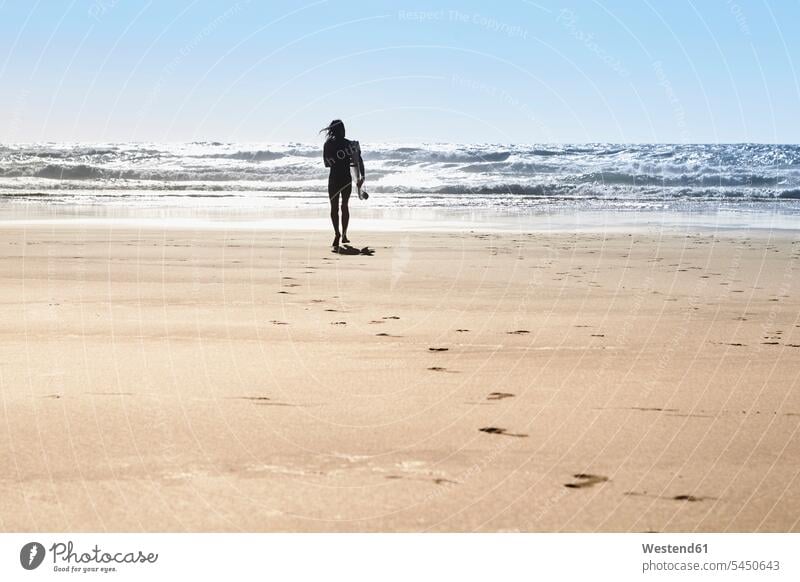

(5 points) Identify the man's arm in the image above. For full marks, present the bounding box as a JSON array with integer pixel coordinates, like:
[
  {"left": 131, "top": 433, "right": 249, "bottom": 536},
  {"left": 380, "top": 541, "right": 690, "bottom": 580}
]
[
  {"left": 323, "top": 141, "right": 332, "bottom": 168},
  {"left": 354, "top": 141, "right": 365, "bottom": 180}
]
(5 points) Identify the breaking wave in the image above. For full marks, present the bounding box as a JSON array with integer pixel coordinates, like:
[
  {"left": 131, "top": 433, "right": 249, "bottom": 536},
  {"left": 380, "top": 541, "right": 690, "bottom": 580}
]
[{"left": 1, "top": 142, "right": 799, "bottom": 209}]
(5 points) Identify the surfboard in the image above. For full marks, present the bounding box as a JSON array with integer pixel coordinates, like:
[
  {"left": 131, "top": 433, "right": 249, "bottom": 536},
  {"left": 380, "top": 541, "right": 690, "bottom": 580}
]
[{"left": 351, "top": 141, "right": 369, "bottom": 200}]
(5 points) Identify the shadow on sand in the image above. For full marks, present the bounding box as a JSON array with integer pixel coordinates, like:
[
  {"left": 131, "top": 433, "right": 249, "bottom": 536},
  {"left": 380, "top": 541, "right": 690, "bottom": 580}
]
[{"left": 333, "top": 245, "right": 374, "bottom": 256}]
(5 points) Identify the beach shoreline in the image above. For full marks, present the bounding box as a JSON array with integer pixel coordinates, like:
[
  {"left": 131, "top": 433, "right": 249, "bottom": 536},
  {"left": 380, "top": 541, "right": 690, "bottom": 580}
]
[{"left": 1, "top": 200, "right": 800, "bottom": 235}]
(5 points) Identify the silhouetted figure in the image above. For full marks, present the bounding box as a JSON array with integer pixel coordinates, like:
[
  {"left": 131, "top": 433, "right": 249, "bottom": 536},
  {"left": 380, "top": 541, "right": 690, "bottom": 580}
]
[{"left": 321, "top": 119, "right": 364, "bottom": 248}]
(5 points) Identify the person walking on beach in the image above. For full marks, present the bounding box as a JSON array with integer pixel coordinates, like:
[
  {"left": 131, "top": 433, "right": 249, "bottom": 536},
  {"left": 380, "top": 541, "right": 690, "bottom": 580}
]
[{"left": 321, "top": 119, "right": 365, "bottom": 248}]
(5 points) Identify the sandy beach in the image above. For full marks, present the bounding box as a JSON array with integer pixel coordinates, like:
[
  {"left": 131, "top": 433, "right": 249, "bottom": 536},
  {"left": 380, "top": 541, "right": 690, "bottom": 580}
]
[{"left": 0, "top": 223, "right": 798, "bottom": 532}]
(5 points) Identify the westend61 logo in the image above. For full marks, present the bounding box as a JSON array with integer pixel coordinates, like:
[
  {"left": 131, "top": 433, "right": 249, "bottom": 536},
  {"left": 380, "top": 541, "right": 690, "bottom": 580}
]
[{"left": 19, "top": 540, "right": 158, "bottom": 574}]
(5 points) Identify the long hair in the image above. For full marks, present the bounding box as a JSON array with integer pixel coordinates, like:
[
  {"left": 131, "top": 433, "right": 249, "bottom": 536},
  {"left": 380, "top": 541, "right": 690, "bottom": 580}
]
[{"left": 320, "top": 119, "right": 345, "bottom": 141}]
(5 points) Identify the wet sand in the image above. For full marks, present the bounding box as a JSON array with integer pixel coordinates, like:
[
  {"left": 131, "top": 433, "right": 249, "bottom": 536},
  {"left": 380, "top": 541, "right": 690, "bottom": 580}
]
[{"left": 0, "top": 224, "right": 798, "bottom": 532}]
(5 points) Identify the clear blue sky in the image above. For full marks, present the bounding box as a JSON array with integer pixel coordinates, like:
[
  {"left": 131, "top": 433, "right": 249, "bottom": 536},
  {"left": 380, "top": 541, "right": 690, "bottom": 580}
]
[{"left": 1, "top": 0, "right": 797, "bottom": 143}]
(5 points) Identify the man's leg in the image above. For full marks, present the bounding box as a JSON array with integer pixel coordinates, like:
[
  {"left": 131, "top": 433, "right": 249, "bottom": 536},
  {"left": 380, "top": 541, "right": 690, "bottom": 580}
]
[
  {"left": 329, "top": 191, "right": 340, "bottom": 246},
  {"left": 341, "top": 185, "right": 351, "bottom": 242}
]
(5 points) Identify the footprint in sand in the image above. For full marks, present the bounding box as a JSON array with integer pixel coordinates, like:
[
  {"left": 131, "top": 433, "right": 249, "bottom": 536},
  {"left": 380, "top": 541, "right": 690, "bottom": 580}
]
[
  {"left": 385, "top": 475, "right": 458, "bottom": 486},
  {"left": 627, "top": 490, "right": 713, "bottom": 501},
  {"left": 564, "top": 473, "right": 608, "bottom": 489},
  {"left": 270, "top": 320, "right": 289, "bottom": 325},
  {"left": 331, "top": 321, "right": 347, "bottom": 326},
  {"left": 428, "top": 366, "right": 447, "bottom": 371},
  {"left": 230, "top": 396, "right": 295, "bottom": 407},
  {"left": 376, "top": 332, "right": 402, "bottom": 337},
  {"left": 456, "top": 329, "right": 470, "bottom": 332},
  {"left": 479, "top": 427, "right": 528, "bottom": 438},
  {"left": 487, "top": 392, "right": 515, "bottom": 400},
  {"left": 382, "top": 316, "right": 400, "bottom": 320},
  {"left": 673, "top": 494, "right": 710, "bottom": 502},
  {"left": 428, "top": 347, "right": 449, "bottom": 352},
  {"left": 507, "top": 330, "right": 530, "bottom": 335}
]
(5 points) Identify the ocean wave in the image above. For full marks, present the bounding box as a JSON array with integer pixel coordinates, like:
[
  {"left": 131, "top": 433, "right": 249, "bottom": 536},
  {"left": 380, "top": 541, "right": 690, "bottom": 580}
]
[
  {"left": 1, "top": 142, "right": 799, "bottom": 209},
  {"left": 0, "top": 163, "right": 324, "bottom": 182},
  {"left": 220, "top": 150, "right": 287, "bottom": 161},
  {"left": 577, "top": 171, "right": 782, "bottom": 188},
  {"left": 203, "top": 148, "right": 319, "bottom": 161}
]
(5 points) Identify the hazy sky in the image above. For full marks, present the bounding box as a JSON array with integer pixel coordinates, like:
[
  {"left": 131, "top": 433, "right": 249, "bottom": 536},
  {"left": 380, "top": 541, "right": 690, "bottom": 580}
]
[{"left": 1, "top": 0, "right": 797, "bottom": 143}]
